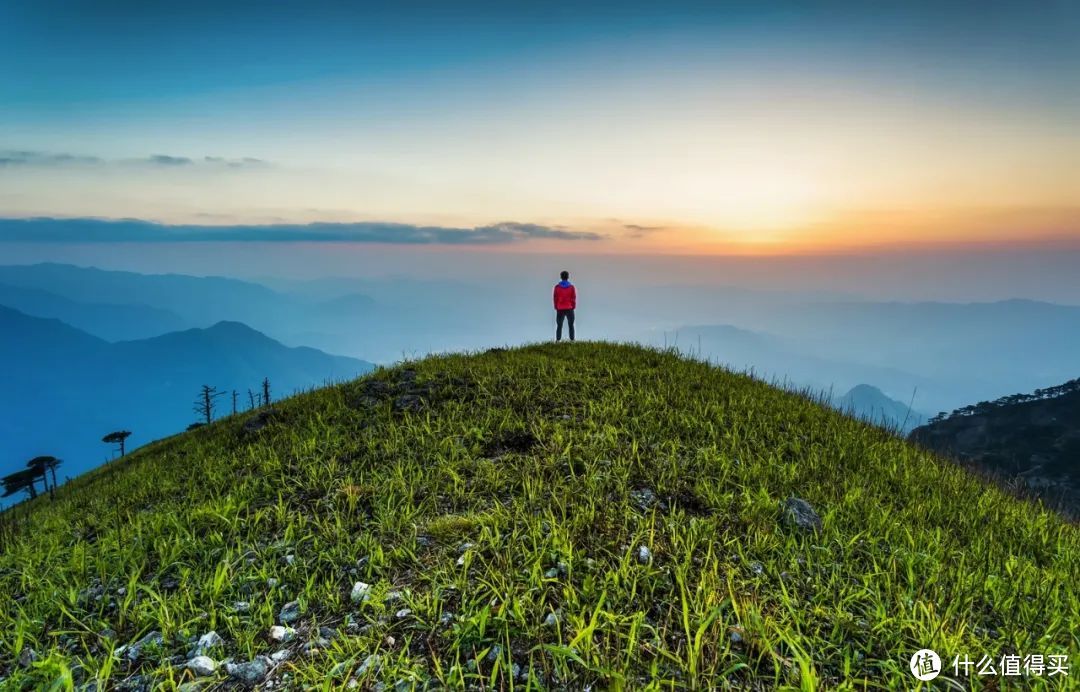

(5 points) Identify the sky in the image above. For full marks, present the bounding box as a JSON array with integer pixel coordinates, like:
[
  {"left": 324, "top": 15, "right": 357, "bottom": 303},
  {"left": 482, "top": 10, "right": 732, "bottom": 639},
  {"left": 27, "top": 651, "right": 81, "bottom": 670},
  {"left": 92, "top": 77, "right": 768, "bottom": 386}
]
[{"left": 1, "top": 0, "right": 1079, "bottom": 256}]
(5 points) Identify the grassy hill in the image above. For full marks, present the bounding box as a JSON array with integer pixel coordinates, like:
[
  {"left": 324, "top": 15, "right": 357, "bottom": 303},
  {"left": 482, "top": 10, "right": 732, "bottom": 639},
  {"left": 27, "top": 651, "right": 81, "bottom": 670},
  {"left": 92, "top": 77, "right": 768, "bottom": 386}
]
[{"left": 1, "top": 343, "right": 1077, "bottom": 689}]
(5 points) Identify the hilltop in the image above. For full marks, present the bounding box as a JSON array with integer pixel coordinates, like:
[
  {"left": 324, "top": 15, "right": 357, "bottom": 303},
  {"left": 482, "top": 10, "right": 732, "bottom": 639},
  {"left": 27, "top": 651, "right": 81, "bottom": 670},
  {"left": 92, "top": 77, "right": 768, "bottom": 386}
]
[{"left": 1, "top": 343, "right": 1077, "bottom": 689}]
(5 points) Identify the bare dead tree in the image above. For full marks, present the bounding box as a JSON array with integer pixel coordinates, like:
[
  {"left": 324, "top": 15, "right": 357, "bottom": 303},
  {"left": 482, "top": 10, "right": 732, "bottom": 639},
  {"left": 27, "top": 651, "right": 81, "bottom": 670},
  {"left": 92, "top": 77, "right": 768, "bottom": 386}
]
[
  {"left": 193, "top": 385, "right": 225, "bottom": 425},
  {"left": 262, "top": 378, "right": 272, "bottom": 407},
  {"left": 232, "top": 390, "right": 239, "bottom": 415},
  {"left": 248, "top": 389, "right": 256, "bottom": 410}
]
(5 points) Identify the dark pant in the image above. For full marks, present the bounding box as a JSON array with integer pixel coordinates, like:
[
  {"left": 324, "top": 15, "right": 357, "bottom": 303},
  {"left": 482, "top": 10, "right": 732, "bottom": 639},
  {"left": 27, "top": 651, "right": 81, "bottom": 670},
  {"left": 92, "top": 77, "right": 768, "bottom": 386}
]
[{"left": 556, "top": 309, "right": 575, "bottom": 341}]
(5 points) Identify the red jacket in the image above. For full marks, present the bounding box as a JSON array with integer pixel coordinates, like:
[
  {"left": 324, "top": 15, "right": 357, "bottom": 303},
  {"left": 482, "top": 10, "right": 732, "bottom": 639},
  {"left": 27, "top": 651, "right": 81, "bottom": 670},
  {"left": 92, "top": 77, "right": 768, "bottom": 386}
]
[{"left": 553, "top": 281, "right": 576, "bottom": 310}]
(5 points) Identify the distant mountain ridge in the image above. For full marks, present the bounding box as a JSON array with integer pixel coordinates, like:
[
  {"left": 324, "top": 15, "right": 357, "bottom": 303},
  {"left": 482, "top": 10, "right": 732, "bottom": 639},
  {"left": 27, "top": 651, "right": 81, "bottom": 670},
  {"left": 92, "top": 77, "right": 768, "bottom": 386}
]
[
  {"left": 0, "top": 305, "right": 374, "bottom": 497},
  {"left": 833, "top": 384, "right": 926, "bottom": 432},
  {"left": 0, "top": 281, "right": 189, "bottom": 340}
]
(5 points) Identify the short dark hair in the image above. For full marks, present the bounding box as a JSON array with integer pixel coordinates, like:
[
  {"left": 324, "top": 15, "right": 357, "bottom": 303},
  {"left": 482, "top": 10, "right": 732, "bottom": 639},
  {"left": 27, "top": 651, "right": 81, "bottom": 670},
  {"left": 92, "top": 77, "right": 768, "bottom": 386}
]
[{"left": 560, "top": 270, "right": 569, "bottom": 280}]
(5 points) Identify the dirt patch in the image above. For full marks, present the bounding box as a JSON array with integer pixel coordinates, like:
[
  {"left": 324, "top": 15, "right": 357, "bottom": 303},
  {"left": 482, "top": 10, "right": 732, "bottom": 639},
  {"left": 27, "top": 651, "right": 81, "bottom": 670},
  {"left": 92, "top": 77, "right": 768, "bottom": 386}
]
[{"left": 482, "top": 430, "right": 539, "bottom": 457}]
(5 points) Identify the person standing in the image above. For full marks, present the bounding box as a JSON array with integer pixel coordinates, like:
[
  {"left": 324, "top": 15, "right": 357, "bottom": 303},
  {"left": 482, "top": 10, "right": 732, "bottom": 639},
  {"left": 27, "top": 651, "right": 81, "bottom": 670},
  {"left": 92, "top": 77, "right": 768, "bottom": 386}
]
[{"left": 553, "top": 270, "right": 576, "bottom": 342}]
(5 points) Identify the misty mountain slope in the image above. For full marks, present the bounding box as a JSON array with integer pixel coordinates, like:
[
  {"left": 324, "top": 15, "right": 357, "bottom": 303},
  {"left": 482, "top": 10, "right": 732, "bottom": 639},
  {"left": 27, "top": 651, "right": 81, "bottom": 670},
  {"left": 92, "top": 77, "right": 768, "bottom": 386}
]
[
  {"left": 0, "top": 308, "right": 375, "bottom": 485},
  {"left": 648, "top": 324, "right": 941, "bottom": 409},
  {"left": 2, "top": 343, "right": 1076, "bottom": 688},
  {"left": 910, "top": 378, "right": 1080, "bottom": 510},
  {"left": 0, "top": 282, "right": 189, "bottom": 341},
  {"left": 0, "top": 263, "right": 288, "bottom": 327},
  {"left": 755, "top": 299, "right": 1080, "bottom": 401},
  {"left": 833, "top": 384, "right": 927, "bottom": 432}
]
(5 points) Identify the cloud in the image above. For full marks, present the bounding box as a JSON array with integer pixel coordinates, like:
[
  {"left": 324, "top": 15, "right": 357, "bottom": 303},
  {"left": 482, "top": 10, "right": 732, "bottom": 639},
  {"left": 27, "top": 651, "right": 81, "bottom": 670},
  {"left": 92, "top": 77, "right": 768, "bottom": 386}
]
[
  {"left": 0, "top": 217, "right": 605, "bottom": 245},
  {"left": 622, "top": 223, "right": 666, "bottom": 238},
  {"left": 0, "top": 149, "right": 269, "bottom": 169},
  {"left": 146, "top": 154, "right": 193, "bottom": 166},
  {"left": 0, "top": 150, "right": 104, "bottom": 166}
]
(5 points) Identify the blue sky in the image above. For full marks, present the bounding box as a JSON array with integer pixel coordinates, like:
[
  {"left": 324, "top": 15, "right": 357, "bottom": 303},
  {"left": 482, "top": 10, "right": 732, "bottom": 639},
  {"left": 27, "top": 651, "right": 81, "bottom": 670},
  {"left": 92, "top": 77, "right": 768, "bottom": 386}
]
[{"left": 1, "top": 0, "right": 1078, "bottom": 253}]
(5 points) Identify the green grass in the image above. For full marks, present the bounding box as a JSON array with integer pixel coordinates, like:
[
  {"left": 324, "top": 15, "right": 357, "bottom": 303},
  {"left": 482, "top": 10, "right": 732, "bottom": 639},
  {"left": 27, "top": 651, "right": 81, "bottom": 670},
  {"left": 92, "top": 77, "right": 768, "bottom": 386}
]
[{"left": 1, "top": 342, "right": 1077, "bottom": 690}]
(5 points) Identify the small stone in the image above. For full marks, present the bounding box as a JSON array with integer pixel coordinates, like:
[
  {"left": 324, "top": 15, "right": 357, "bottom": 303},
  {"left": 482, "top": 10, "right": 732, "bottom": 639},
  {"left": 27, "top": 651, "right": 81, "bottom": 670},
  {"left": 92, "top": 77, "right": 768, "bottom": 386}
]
[
  {"left": 782, "top": 497, "right": 823, "bottom": 533},
  {"left": 278, "top": 600, "right": 301, "bottom": 624},
  {"left": 440, "top": 612, "right": 454, "bottom": 626},
  {"left": 270, "top": 649, "right": 292, "bottom": 663},
  {"left": 543, "top": 612, "right": 559, "bottom": 627},
  {"left": 458, "top": 542, "right": 474, "bottom": 554},
  {"left": 630, "top": 487, "right": 666, "bottom": 511},
  {"left": 636, "top": 545, "right": 652, "bottom": 564},
  {"left": 749, "top": 562, "right": 764, "bottom": 576},
  {"left": 269, "top": 625, "right": 296, "bottom": 643},
  {"left": 18, "top": 648, "right": 38, "bottom": 668},
  {"left": 395, "top": 608, "right": 412, "bottom": 620},
  {"left": 350, "top": 582, "right": 371, "bottom": 603},
  {"left": 487, "top": 644, "right": 502, "bottom": 662},
  {"left": 319, "top": 626, "right": 337, "bottom": 640},
  {"left": 122, "top": 631, "right": 163, "bottom": 661},
  {"left": 384, "top": 590, "right": 404, "bottom": 604},
  {"left": 544, "top": 568, "right": 559, "bottom": 578},
  {"left": 196, "top": 631, "right": 223, "bottom": 652},
  {"left": 384, "top": 635, "right": 396, "bottom": 647},
  {"left": 117, "top": 587, "right": 127, "bottom": 597},
  {"left": 357, "top": 654, "right": 382, "bottom": 676},
  {"left": 285, "top": 554, "right": 295, "bottom": 565},
  {"left": 225, "top": 657, "right": 271, "bottom": 684},
  {"left": 188, "top": 655, "right": 218, "bottom": 677},
  {"left": 233, "top": 601, "right": 251, "bottom": 613},
  {"left": 729, "top": 628, "right": 745, "bottom": 644},
  {"left": 267, "top": 577, "right": 279, "bottom": 588}
]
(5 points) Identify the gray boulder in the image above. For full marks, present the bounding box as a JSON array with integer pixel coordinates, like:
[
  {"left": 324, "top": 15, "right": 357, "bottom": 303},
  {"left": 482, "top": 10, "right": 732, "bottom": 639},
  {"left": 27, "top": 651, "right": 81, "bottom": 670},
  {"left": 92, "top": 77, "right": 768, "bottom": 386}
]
[{"left": 782, "top": 497, "right": 823, "bottom": 533}]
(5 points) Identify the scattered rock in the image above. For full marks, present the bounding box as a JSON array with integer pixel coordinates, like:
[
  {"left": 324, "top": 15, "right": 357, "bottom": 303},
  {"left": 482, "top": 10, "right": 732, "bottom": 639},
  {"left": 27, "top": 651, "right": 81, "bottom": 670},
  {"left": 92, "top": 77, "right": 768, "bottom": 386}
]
[
  {"left": 188, "top": 656, "right": 218, "bottom": 677},
  {"left": 782, "top": 497, "right": 823, "bottom": 533},
  {"left": 270, "top": 649, "right": 292, "bottom": 663},
  {"left": 233, "top": 601, "right": 251, "bottom": 613},
  {"left": 319, "top": 626, "right": 337, "bottom": 641},
  {"left": 729, "top": 627, "right": 745, "bottom": 645},
  {"left": 487, "top": 644, "right": 502, "bottom": 662},
  {"left": 18, "top": 647, "right": 38, "bottom": 668},
  {"left": 357, "top": 654, "right": 382, "bottom": 677},
  {"left": 749, "top": 561, "right": 764, "bottom": 576},
  {"left": 195, "top": 631, "right": 223, "bottom": 653},
  {"left": 267, "top": 578, "right": 280, "bottom": 588},
  {"left": 630, "top": 488, "right": 667, "bottom": 512},
  {"left": 395, "top": 608, "right": 412, "bottom": 620},
  {"left": 439, "top": 612, "right": 454, "bottom": 626},
  {"left": 384, "top": 590, "right": 405, "bottom": 604},
  {"left": 543, "top": 612, "right": 559, "bottom": 628},
  {"left": 225, "top": 657, "right": 271, "bottom": 685},
  {"left": 269, "top": 625, "right": 296, "bottom": 643},
  {"left": 636, "top": 545, "right": 653, "bottom": 564},
  {"left": 119, "top": 631, "right": 163, "bottom": 662},
  {"left": 278, "top": 600, "right": 301, "bottom": 624},
  {"left": 350, "top": 582, "right": 371, "bottom": 603}
]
